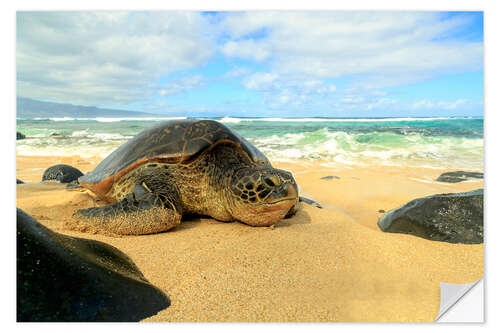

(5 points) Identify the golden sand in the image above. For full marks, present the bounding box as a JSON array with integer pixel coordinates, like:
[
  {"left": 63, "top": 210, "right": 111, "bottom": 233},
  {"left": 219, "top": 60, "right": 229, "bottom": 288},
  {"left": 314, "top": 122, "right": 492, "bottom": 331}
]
[{"left": 16, "top": 155, "right": 483, "bottom": 322}]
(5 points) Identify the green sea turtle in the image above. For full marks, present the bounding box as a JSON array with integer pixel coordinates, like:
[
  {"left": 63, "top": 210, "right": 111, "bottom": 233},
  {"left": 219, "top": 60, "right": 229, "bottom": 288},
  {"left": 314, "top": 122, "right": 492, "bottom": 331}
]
[{"left": 73, "top": 119, "right": 299, "bottom": 235}]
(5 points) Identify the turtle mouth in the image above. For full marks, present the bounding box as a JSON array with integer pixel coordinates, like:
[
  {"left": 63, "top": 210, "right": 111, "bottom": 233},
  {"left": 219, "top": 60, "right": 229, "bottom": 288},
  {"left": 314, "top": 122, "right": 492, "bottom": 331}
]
[
  {"left": 264, "top": 197, "right": 297, "bottom": 206},
  {"left": 262, "top": 183, "right": 298, "bottom": 206}
]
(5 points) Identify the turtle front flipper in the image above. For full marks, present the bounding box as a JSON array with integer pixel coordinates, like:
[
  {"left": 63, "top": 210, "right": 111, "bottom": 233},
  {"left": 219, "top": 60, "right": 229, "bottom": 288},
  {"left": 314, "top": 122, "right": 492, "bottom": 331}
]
[
  {"left": 299, "top": 196, "right": 323, "bottom": 209},
  {"left": 71, "top": 183, "right": 182, "bottom": 235}
]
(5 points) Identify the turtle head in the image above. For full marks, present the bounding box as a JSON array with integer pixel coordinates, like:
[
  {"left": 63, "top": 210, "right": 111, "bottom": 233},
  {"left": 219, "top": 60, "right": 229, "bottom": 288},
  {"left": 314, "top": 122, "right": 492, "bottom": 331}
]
[{"left": 229, "top": 167, "right": 299, "bottom": 226}]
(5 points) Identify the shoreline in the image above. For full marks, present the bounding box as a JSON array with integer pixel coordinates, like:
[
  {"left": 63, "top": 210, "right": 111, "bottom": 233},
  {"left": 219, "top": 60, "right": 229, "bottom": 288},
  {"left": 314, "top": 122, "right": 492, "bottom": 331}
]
[
  {"left": 16, "top": 153, "right": 484, "bottom": 179},
  {"left": 16, "top": 154, "right": 484, "bottom": 322}
]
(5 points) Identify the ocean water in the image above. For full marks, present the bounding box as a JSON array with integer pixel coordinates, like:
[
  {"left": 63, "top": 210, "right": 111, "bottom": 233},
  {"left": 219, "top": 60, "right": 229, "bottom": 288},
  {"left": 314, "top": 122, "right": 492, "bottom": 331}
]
[{"left": 16, "top": 116, "right": 484, "bottom": 170}]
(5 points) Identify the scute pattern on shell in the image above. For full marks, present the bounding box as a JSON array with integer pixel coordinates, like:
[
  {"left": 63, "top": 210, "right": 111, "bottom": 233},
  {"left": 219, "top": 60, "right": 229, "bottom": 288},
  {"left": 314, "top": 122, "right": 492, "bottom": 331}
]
[{"left": 78, "top": 120, "right": 270, "bottom": 196}]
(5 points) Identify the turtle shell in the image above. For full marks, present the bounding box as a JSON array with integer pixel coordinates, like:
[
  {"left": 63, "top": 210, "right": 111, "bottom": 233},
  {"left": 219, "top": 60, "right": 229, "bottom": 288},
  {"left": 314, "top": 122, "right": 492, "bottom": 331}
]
[{"left": 79, "top": 119, "right": 270, "bottom": 197}]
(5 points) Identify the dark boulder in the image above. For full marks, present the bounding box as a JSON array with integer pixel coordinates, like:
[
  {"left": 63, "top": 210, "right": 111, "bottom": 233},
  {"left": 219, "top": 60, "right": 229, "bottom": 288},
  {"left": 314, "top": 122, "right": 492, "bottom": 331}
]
[
  {"left": 16, "top": 179, "right": 24, "bottom": 184},
  {"left": 377, "top": 189, "right": 483, "bottom": 244},
  {"left": 436, "top": 171, "right": 483, "bottom": 183},
  {"left": 17, "top": 208, "right": 170, "bottom": 322},
  {"left": 17, "top": 132, "right": 26, "bottom": 140},
  {"left": 42, "top": 164, "right": 84, "bottom": 183}
]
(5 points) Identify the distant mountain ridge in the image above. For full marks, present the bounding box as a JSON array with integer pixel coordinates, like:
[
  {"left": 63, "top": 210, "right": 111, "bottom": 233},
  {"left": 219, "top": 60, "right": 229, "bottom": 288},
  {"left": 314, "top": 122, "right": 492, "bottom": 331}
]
[{"left": 17, "top": 97, "right": 164, "bottom": 119}]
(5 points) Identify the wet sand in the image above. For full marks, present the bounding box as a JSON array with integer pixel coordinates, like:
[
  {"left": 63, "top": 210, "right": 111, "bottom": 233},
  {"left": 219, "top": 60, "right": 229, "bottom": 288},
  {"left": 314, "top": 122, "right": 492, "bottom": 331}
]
[{"left": 16, "top": 155, "right": 484, "bottom": 322}]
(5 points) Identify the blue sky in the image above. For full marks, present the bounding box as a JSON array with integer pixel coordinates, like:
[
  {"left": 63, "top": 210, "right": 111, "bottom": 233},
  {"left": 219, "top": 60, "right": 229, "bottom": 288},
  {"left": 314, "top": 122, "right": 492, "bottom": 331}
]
[{"left": 16, "top": 11, "right": 483, "bottom": 117}]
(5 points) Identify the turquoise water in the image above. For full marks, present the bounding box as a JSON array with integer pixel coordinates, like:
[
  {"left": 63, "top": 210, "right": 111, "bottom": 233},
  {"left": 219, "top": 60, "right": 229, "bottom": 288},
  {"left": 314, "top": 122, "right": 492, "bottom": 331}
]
[{"left": 16, "top": 116, "right": 484, "bottom": 170}]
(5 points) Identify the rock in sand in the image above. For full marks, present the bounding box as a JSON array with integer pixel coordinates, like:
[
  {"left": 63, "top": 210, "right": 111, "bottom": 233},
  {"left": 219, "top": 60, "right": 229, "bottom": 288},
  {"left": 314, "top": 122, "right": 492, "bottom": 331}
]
[
  {"left": 17, "top": 208, "right": 170, "bottom": 322},
  {"left": 42, "top": 164, "right": 84, "bottom": 183},
  {"left": 377, "top": 189, "right": 483, "bottom": 244},
  {"left": 436, "top": 171, "right": 483, "bottom": 183},
  {"left": 320, "top": 175, "right": 340, "bottom": 180}
]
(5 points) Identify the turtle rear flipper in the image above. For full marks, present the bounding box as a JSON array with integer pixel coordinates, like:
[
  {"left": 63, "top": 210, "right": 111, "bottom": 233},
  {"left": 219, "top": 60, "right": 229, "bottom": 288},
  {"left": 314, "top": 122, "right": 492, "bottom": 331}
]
[{"left": 71, "top": 184, "right": 182, "bottom": 235}]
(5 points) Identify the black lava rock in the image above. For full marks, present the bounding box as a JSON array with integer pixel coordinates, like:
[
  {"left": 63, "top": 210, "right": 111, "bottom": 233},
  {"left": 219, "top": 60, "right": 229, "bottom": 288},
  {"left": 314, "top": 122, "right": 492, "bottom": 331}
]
[
  {"left": 17, "top": 208, "right": 170, "bottom": 322},
  {"left": 377, "top": 189, "right": 483, "bottom": 244},
  {"left": 42, "top": 164, "right": 84, "bottom": 183},
  {"left": 17, "top": 132, "right": 26, "bottom": 140},
  {"left": 436, "top": 171, "right": 483, "bottom": 183},
  {"left": 320, "top": 175, "right": 340, "bottom": 180}
]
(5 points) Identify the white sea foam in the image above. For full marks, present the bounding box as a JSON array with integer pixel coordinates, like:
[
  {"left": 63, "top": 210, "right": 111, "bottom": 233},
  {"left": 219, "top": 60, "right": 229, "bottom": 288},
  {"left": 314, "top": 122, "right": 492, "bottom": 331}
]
[
  {"left": 93, "top": 133, "right": 132, "bottom": 140},
  {"left": 408, "top": 177, "right": 434, "bottom": 184},
  {"left": 248, "top": 130, "right": 484, "bottom": 170},
  {"left": 16, "top": 123, "right": 484, "bottom": 170},
  {"left": 68, "top": 130, "right": 132, "bottom": 140},
  {"left": 50, "top": 117, "right": 75, "bottom": 121},
  {"left": 219, "top": 116, "right": 466, "bottom": 123},
  {"left": 220, "top": 117, "right": 243, "bottom": 123},
  {"left": 71, "top": 129, "right": 91, "bottom": 137}
]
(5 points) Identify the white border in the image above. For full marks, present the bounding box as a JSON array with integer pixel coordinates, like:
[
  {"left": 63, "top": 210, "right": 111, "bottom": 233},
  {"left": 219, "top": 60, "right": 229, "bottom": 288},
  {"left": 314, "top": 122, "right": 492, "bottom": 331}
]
[{"left": 4, "top": 0, "right": 497, "bottom": 331}]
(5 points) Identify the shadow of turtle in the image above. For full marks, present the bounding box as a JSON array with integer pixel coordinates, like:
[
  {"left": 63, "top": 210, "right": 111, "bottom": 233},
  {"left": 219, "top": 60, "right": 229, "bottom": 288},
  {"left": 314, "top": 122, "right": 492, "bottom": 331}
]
[
  {"left": 274, "top": 204, "right": 312, "bottom": 228},
  {"left": 169, "top": 214, "right": 204, "bottom": 233},
  {"left": 171, "top": 207, "right": 312, "bottom": 232}
]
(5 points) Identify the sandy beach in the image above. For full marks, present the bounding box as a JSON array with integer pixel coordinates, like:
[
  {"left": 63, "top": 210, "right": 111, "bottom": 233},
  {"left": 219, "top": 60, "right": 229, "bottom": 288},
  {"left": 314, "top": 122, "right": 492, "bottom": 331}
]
[{"left": 16, "top": 154, "right": 484, "bottom": 322}]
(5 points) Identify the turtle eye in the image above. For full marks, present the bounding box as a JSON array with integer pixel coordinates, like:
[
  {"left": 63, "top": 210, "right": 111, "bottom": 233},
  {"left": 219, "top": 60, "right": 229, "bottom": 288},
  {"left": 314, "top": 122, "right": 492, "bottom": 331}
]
[{"left": 264, "top": 175, "right": 280, "bottom": 187}]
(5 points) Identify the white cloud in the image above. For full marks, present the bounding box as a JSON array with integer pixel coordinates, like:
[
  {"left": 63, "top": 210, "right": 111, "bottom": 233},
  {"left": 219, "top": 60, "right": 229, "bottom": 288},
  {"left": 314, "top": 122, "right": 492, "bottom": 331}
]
[
  {"left": 242, "top": 71, "right": 338, "bottom": 108},
  {"left": 158, "top": 75, "right": 205, "bottom": 96},
  {"left": 220, "top": 12, "right": 482, "bottom": 89},
  {"left": 327, "top": 85, "right": 337, "bottom": 93},
  {"left": 221, "top": 40, "right": 270, "bottom": 62},
  {"left": 341, "top": 96, "right": 365, "bottom": 104},
  {"left": 278, "top": 94, "right": 291, "bottom": 104},
  {"left": 412, "top": 99, "right": 468, "bottom": 110},
  {"left": 440, "top": 99, "right": 466, "bottom": 110},
  {"left": 364, "top": 97, "right": 397, "bottom": 110},
  {"left": 412, "top": 100, "right": 435, "bottom": 109},
  {"left": 223, "top": 66, "right": 253, "bottom": 78},
  {"left": 17, "top": 12, "right": 216, "bottom": 104},
  {"left": 242, "top": 72, "right": 279, "bottom": 90}
]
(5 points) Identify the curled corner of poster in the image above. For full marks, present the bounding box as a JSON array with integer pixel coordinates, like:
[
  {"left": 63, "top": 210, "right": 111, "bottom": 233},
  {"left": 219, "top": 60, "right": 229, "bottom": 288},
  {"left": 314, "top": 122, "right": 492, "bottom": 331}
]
[{"left": 436, "top": 278, "right": 484, "bottom": 322}]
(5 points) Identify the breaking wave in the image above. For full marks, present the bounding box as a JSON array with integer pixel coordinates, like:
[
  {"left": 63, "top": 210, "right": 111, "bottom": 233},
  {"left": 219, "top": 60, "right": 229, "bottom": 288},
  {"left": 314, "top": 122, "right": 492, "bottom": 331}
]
[{"left": 16, "top": 116, "right": 483, "bottom": 170}]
